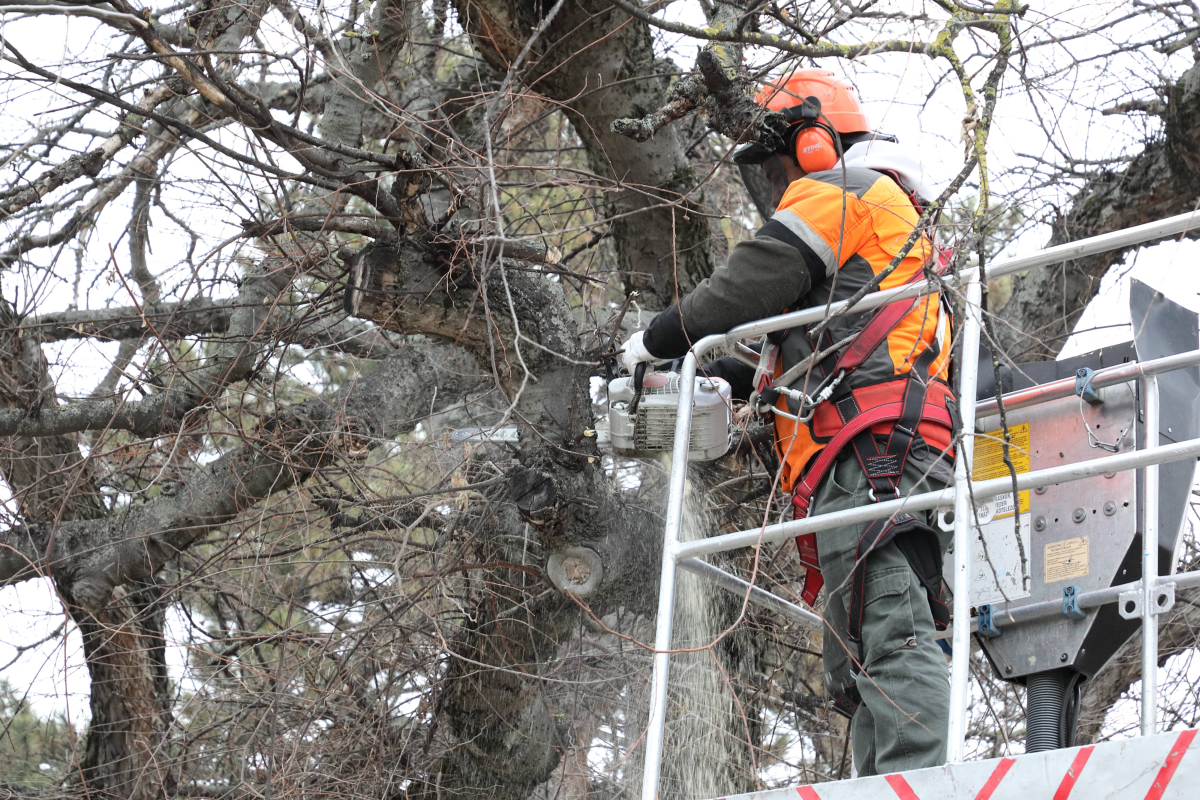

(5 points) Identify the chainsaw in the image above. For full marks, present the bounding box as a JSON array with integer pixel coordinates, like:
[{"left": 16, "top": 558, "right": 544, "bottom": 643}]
[
  {"left": 454, "top": 300, "right": 735, "bottom": 462},
  {"left": 450, "top": 364, "right": 732, "bottom": 461},
  {"left": 606, "top": 363, "right": 733, "bottom": 461},
  {"left": 598, "top": 296, "right": 733, "bottom": 462}
]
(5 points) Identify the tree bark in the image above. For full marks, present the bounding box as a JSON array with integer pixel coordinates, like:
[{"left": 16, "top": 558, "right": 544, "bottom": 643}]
[
  {"left": 65, "top": 582, "right": 174, "bottom": 799},
  {"left": 410, "top": 592, "right": 579, "bottom": 800}
]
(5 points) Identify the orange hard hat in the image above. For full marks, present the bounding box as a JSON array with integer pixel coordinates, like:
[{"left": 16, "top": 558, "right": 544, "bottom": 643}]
[
  {"left": 733, "top": 69, "right": 872, "bottom": 167},
  {"left": 756, "top": 69, "right": 871, "bottom": 134}
]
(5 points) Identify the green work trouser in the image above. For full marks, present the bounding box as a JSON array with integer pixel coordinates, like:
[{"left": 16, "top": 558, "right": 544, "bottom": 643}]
[{"left": 812, "top": 453, "right": 952, "bottom": 777}]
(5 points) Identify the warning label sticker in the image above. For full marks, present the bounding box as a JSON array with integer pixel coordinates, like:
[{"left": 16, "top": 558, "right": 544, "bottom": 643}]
[
  {"left": 967, "top": 422, "right": 1033, "bottom": 605},
  {"left": 973, "top": 422, "right": 1031, "bottom": 515},
  {"left": 1045, "top": 537, "right": 1090, "bottom": 583}
]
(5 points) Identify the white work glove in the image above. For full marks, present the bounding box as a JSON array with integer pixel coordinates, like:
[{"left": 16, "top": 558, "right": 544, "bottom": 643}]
[{"left": 620, "top": 330, "right": 656, "bottom": 375}]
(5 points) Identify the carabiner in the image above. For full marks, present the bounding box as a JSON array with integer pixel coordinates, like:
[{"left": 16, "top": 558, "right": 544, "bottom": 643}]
[{"left": 811, "top": 370, "right": 846, "bottom": 407}]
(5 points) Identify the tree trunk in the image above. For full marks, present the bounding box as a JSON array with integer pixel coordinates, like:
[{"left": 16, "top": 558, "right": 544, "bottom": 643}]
[
  {"left": 354, "top": 237, "right": 665, "bottom": 796},
  {"left": 997, "top": 60, "right": 1200, "bottom": 361},
  {"left": 453, "top": 0, "right": 716, "bottom": 308},
  {"left": 2, "top": 294, "right": 174, "bottom": 797},
  {"left": 420, "top": 592, "right": 579, "bottom": 800},
  {"left": 66, "top": 582, "right": 174, "bottom": 799}
]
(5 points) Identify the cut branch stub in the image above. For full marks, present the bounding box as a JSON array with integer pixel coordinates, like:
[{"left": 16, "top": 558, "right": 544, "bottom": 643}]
[
  {"left": 392, "top": 148, "right": 434, "bottom": 231},
  {"left": 345, "top": 242, "right": 506, "bottom": 360},
  {"left": 546, "top": 545, "right": 604, "bottom": 597}
]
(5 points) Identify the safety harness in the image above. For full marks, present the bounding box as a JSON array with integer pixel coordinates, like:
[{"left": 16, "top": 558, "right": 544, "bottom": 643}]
[
  {"left": 789, "top": 345, "right": 954, "bottom": 624},
  {"left": 753, "top": 241, "right": 956, "bottom": 716}
]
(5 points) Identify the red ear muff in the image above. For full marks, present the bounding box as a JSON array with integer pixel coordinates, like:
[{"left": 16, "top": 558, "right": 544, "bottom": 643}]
[{"left": 794, "top": 126, "right": 838, "bottom": 173}]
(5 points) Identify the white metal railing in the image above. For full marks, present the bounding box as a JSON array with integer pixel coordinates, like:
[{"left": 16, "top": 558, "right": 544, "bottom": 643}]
[{"left": 640, "top": 209, "right": 1200, "bottom": 800}]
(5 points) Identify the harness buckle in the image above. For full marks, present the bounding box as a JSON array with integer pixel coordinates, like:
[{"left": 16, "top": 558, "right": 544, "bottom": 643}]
[{"left": 868, "top": 486, "right": 900, "bottom": 503}]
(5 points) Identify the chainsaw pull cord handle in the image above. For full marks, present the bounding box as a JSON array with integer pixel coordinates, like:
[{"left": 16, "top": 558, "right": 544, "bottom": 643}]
[{"left": 628, "top": 361, "right": 648, "bottom": 415}]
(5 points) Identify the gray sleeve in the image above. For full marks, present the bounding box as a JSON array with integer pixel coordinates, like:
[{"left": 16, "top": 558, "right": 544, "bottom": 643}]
[{"left": 643, "top": 235, "right": 812, "bottom": 358}]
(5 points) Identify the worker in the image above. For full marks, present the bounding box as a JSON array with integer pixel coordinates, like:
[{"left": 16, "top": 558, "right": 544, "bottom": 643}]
[{"left": 621, "top": 69, "right": 956, "bottom": 777}]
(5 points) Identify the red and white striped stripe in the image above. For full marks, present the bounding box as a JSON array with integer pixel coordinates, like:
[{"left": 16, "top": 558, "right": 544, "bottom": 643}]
[{"left": 714, "top": 728, "right": 1199, "bottom": 800}]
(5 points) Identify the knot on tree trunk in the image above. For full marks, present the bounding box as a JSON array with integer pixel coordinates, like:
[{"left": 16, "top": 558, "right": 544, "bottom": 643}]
[{"left": 509, "top": 462, "right": 561, "bottom": 525}]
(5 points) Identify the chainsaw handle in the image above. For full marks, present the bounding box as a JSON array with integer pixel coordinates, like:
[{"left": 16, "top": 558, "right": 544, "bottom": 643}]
[{"left": 628, "top": 361, "right": 648, "bottom": 415}]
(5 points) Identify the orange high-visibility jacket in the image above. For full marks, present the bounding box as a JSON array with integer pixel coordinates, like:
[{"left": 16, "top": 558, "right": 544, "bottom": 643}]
[{"left": 643, "top": 166, "right": 953, "bottom": 491}]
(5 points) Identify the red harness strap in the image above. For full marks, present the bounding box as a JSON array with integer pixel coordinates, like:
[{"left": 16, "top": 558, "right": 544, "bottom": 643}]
[
  {"left": 833, "top": 246, "right": 952, "bottom": 376},
  {"left": 792, "top": 396, "right": 953, "bottom": 605}
]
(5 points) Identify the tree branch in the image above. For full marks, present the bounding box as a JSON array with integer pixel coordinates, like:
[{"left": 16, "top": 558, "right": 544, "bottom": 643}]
[
  {"left": 0, "top": 83, "right": 174, "bottom": 220},
  {"left": 998, "top": 59, "right": 1200, "bottom": 359},
  {"left": 0, "top": 344, "right": 484, "bottom": 607},
  {"left": 0, "top": 1, "right": 149, "bottom": 30}
]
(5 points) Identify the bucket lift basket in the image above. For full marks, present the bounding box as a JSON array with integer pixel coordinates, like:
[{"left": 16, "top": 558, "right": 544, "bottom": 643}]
[{"left": 638, "top": 210, "right": 1200, "bottom": 800}]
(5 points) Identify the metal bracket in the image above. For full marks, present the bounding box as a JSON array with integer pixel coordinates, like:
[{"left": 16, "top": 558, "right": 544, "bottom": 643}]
[
  {"left": 977, "top": 604, "right": 1002, "bottom": 638},
  {"left": 1119, "top": 589, "right": 1142, "bottom": 620},
  {"left": 1075, "top": 367, "right": 1103, "bottom": 405},
  {"left": 1062, "top": 585, "right": 1087, "bottom": 620},
  {"left": 1154, "top": 581, "right": 1176, "bottom": 615},
  {"left": 1118, "top": 581, "right": 1177, "bottom": 620}
]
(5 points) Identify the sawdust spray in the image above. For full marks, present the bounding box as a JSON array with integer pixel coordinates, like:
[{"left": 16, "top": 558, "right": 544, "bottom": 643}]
[{"left": 656, "top": 492, "right": 752, "bottom": 799}]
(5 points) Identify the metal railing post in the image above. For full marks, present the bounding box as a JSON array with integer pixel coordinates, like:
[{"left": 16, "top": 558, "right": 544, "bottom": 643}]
[
  {"left": 1141, "top": 376, "right": 1160, "bottom": 736},
  {"left": 640, "top": 353, "right": 700, "bottom": 800},
  {"left": 947, "top": 275, "right": 983, "bottom": 763}
]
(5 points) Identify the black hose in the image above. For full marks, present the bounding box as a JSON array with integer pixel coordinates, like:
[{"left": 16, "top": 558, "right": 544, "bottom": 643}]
[
  {"left": 1060, "top": 670, "right": 1084, "bottom": 748},
  {"left": 1026, "top": 669, "right": 1067, "bottom": 752}
]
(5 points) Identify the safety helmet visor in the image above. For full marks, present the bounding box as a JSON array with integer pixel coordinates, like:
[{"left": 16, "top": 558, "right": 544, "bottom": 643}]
[{"left": 732, "top": 141, "right": 775, "bottom": 165}]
